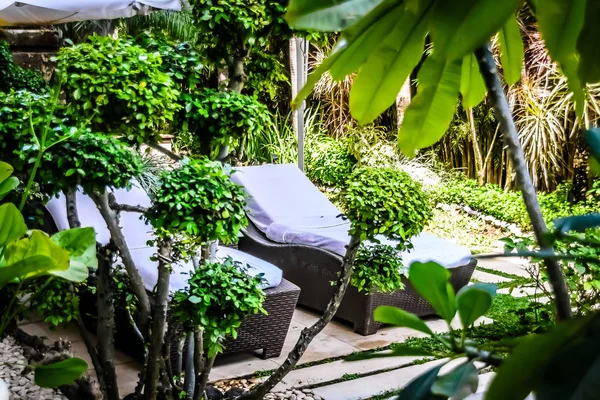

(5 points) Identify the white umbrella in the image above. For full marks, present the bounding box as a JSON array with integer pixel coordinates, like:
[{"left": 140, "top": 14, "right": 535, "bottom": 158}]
[{"left": 0, "top": 1, "right": 184, "bottom": 26}]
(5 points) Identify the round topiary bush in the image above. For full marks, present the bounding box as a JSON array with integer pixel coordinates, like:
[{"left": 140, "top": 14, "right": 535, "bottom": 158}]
[
  {"left": 352, "top": 243, "right": 406, "bottom": 293},
  {"left": 146, "top": 158, "right": 247, "bottom": 244},
  {"left": 345, "top": 166, "right": 432, "bottom": 243},
  {"left": 175, "top": 88, "right": 272, "bottom": 159},
  {"left": 170, "top": 257, "right": 266, "bottom": 357},
  {"left": 306, "top": 137, "right": 356, "bottom": 187},
  {"left": 37, "top": 132, "right": 144, "bottom": 196}
]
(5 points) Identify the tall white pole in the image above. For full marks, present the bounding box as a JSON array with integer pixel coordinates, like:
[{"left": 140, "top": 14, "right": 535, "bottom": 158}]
[{"left": 296, "top": 37, "right": 307, "bottom": 171}]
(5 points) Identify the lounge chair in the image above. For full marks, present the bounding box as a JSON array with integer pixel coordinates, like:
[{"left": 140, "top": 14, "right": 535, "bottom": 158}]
[
  {"left": 231, "top": 164, "right": 477, "bottom": 336},
  {"left": 44, "top": 184, "right": 300, "bottom": 359}
]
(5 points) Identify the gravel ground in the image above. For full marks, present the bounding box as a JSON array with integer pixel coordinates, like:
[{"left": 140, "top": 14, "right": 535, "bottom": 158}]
[
  {"left": 264, "top": 388, "right": 322, "bottom": 400},
  {"left": 0, "top": 336, "right": 66, "bottom": 400}
]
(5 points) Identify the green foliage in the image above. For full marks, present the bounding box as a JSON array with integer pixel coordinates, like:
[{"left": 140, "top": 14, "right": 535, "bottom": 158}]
[
  {"left": 175, "top": 88, "right": 272, "bottom": 158},
  {"left": 352, "top": 244, "right": 405, "bottom": 293},
  {"left": 431, "top": 177, "right": 597, "bottom": 229},
  {"left": 146, "top": 158, "right": 247, "bottom": 244},
  {"left": 245, "top": 51, "right": 290, "bottom": 101},
  {"left": 345, "top": 167, "right": 431, "bottom": 242},
  {"left": 170, "top": 257, "right": 266, "bottom": 357},
  {"left": 0, "top": 41, "right": 48, "bottom": 93},
  {"left": 306, "top": 136, "right": 356, "bottom": 187},
  {"left": 245, "top": 111, "right": 298, "bottom": 164},
  {"left": 55, "top": 35, "right": 180, "bottom": 145},
  {"left": 35, "top": 132, "right": 144, "bottom": 196},
  {"left": 34, "top": 357, "right": 88, "bottom": 388},
  {"left": 28, "top": 278, "right": 80, "bottom": 327},
  {"left": 498, "top": 15, "right": 524, "bottom": 87}
]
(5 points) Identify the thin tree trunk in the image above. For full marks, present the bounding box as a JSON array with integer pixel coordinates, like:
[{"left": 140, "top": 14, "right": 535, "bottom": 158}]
[
  {"left": 144, "top": 238, "right": 173, "bottom": 400},
  {"left": 146, "top": 142, "right": 183, "bottom": 162},
  {"left": 183, "top": 335, "right": 196, "bottom": 398},
  {"left": 96, "top": 245, "right": 119, "bottom": 400},
  {"left": 240, "top": 233, "right": 362, "bottom": 399},
  {"left": 65, "top": 190, "right": 81, "bottom": 228},
  {"left": 218, "top": 67, "right": 229, "bottom": 91},
  {"left": 92, "top": 191, "right": 152, "bottom": 337},
  {"left": 570, "top": 127, "right": 589, "bottom": 203},
  {"left": 194, "top": 354, "right": 216, "bottom": 400},
  {"left": 228, "top": 55, "right": 245, "bottom": 93},
  {"left": 396, "top": 78, "right": 412, "bottom": 128},
  {"left": 468, "top": 107, "right": 485, "bottom": 185},
  {"left": 192, "top": 331, "right": 205, "bottom": 400},
  {"left": 475, "top": 43, "right": 572, "bottom": 320}
]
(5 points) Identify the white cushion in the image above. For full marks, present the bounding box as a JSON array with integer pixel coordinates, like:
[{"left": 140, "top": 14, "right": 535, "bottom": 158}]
[{"left": 45, "top": 184, "right": 282, "bottom": 290}]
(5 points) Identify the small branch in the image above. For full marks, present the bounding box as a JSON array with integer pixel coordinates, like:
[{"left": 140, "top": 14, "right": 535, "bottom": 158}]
[
  {"left": 91, "top": 191, "right": 153, "bottom": 337},
  {"left": 475, "top": 43, "right": 572, "bottom": 320},
  {"left": 65, "top": 189, "right": 81, "bottom": 229},
  {"left": 183, "top": 334, "right": 196, "bottom": 398},
  {"left": 241, "top": 233, "right": 362, "bottom": 399},
  {"left": 74, "top": 288, "right": 105, "bottom": 391},
  {"left": 109, "top": 202, "right": 149, "bottom": 214},
  {"left": 195, "top": 353, "right": 216, "bottom": 400},
  {"left": 193, "top": 330, "right": 206, "bottom": 400},
  {"left": 144, "top": 237, "right": 173, "bottom": 400},
  {"left": 465, "top": 347, "right": 503, "bottom": 367},
  {"left": 146, "top": 142, "right": 183, "bottom": 162}
]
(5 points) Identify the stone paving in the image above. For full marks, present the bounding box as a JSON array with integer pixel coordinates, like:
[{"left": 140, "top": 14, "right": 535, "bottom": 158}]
[{"left": 15, "top": 256, "right": 531, "bottom": 399}]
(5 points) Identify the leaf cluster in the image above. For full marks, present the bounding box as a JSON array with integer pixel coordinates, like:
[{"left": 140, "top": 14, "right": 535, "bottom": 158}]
[
  {"left": 35, "top": 132, "right": 144, "bottom": 196},
  {"left": 0, "top": 41, "right": 48, "bottom": 94},
  {"left": 55, "top": 35, "right": 180, "bottom": 145},
  {"left": 345, "top": 167, "right": 431, "bottom": 242},
  {"left": 175, "top": 88, "right": 273, "bottom": 158},
  {"left": 27, "top": 278, "right": 80, "bottom": 328},
  {"left": 306, "top": 135, "right": 356, "bottom": 187},
  {"left": 352, "top": 244, "right": 406, "bottom": 294},
  {"left": 170, "top": 257, "right": 266, "bottom": 357},
  {"left": 146, "top": 158, "right": 248, "bottom": 244}
]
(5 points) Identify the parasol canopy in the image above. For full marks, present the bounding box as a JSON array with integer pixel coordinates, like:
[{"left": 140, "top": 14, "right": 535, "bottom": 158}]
[{"left": 0, "top": 1, "right": 183, "bottom": 26}]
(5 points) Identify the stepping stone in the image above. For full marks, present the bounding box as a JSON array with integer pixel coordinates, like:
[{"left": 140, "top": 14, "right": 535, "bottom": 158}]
[
  {"left": 471, "top": 269, "right": 512, "bottom": 284},
  {"left": 498, "top": 286, "right": 547, "bottom": 298},
  {"left": 273, "top": 355, "right": 425, "bottom": 391},
  {"left": 478, "top": 258, "right": 531, "bottom": 278},
  {"left": 311, "top": 359, "right": 447, "bottom": 400}
]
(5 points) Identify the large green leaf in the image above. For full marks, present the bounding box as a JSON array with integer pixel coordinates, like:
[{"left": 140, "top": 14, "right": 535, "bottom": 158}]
[
  {"left": 577, "top": 0, "right": 600, "bottom": 85},
  {"left": 586, "top": 128, "right": 600, "bottom": 161},
  {"left": 430, "top": 0, "right": 521, "bottom": 61},
  {"left": 432, "top": 361, "right": 478, "bottom": 398},
  {"left": 533, "top": 0, "right": 586, "bottom": 117},
  {"left": 460, "top": 53, "right": 486, "bottom": 109},
  {"left": 51, "top": 227, "right": 97, "bottom": 268},
  {"left": 498, "top": 15, "right": 524, "bottom": 86},
  {"left": 398, "top": 57, "right": 461, "bottom": 156},
  {"left": 0, "top": 161, "right": 15, "bottom": 183},
  {"left": 400, "top": 363, "right": 446, "bottom": 400},
  {"left": 0, "top": 203, "right": 28, "bottom": 247},
  {"left": 0, "top": 177, "right": 19, "bottom": 201},
  {"left": 554, "top": 214, "right": 600, "bottom": 233},
  {"left": 408, "top": 262, "right": 456, "bottom": 323},
  {"left": 34, "top": 357, "right": 88, "bottom": 388},
  {"left": 286, "top": 0, "right": 385, "bottom": 31},
  {"left": 374, "top": 305, "right": 435, "bottom": 336},
  {"left": 292, "top": 0, "right": 401, "bottom": 108},
  {"left": 456, "top": 283, "right": 496, "bottom": 329},
  {"left": 487, "top": 315, "right": 596, "bottom": 400},
  {"left": 0, "top": 255, "right": 57, "bottom": 289},
  {"left": 350, "top": 0, "right": 432, "bottom": 124}
]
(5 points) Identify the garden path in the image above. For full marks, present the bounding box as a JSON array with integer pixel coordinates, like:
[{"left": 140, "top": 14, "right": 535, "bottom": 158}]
[{"left": 17, "top": 255, "right": 531, "bottom": 399}]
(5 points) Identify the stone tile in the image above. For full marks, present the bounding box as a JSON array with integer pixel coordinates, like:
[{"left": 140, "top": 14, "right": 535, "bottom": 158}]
[
  {"left": 211, "top": 353, "right": 280, "bottom": 381},
  {"left": 478, "top": 258, "right": 531, "bottom": 278},
  {"left": 471, "top": 269, "right": 512, "bottom": 283},
  {"left": 312, "top": 359, "right": 447, "bottom": 400},
  {"left": 273, "top": 355, "right": 423, "bottom": 391},
  {"left": 292, "top": 308, "right": 320, "bottom": 328},
  {"left": 116, "top": 361, "right": 143, "bottom": 397},
  {"left": 498, "top": 286, "right": 547, "bottom": 298},
  {"left": 476, "top": 372, "right": 495, "bottom": 392},
  {"left": 273, "top": 329, "right": 359, "bottom": 365},
  {"left": 19, "top": 321, "right": 83, "bottom": 343}
]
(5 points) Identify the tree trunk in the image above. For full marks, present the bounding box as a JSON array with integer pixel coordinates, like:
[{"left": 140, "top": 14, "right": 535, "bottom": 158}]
[
  {"left": 475, "top": 43, "right": 572, "bottom": 321},
  {"left": 194, "top": 354, "right": 216, "bottom": 400},
  {"left": 467, "top": 108, "right": 485, "bottom": 185},
  {"left": 144, "top": 238, "right": 173, "bottom": 400},
  {"left": 396, "top": 78, "right": 412, "bottom": 128},
  {"left": 65, "top": 189, "right": 81, "bottom": 228},
  {"left": 92, "top": 191, "right": 152, "bottom": 338},
  {"left": 240, "top": 233, "right": 362, "bottom": 399},
  {"left": 570, "top": 127, "right": 589, "bottom": 203},
  {"left": 96, "top": 245, "right": 119, "bottom": 400},
  {"left": 228, "top": 55, "right": 245, "bottom": 93}
]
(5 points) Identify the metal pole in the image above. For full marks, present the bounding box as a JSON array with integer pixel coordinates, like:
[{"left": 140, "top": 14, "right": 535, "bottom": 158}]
[{"left": 296, "top": 37, "right": 307, "bottom": 171}]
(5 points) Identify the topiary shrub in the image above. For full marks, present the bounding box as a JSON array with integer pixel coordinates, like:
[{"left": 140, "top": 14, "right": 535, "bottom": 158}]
[
  {"left": 306, "top": 136, "right": 356, "bottom": 187},
  {"left": 174, "top": 88, "right": 273, "bottom": 159},
  {"left": 36, "top": 132, "right": 144, "bottom": 196},
  {"left": 55, "top": 35, "right": 180, "bottom": 145},
  {"left": 146, "top": 158, "right": 248, "bottom": 244},
  {"left": 352, "top": 244, "right": 406, "bottom": 293},
  {"left": 170, "top": 257, "right": 266, "bottom": 357},
  {"left": 345, "top": 166, "right": 432, "bottom": 243}
]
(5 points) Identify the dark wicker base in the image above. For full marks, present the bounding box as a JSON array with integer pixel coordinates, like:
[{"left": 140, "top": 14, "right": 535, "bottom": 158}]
[
  {"left": 80, "top": 277, "right": 300, "bottom": 360},
  {"left": 239, "top": 221, "right": 477, "bottom": 336}
]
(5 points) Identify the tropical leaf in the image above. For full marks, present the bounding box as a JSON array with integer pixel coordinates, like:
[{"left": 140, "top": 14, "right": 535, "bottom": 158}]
[
  {"left": 432, "top": 361, "right": 478, "bottom": 399},
  {"left": 498, "top": 15, "right": 524, "bottom": 86},
  {"left": 577, "top": 0, "right": 600, "bottom": 84},
  {"left": 460, "top": 53, "right": 486, "bottom": 109},
  {"left": 398, "top": 57, "right": 461, "bottom": 156},
  {"left": 408, "top": 262, "right": 456, "bottom": 323},
  {"left": 374, "top": 306, "right": 435, "bottom": 336},
  {"left": 350, "top": 0, "right": 432, "bottom": 124},
  {"left": 34, "top": 358, "right": 88, "bottom": 388},
  {"left": 456, "top": 283, "right": 496, "bottom": 329},
  {"left": 286, "top": 0, "right": 385, "bottom": 31},
  {"left": 0, "top": 255, "right": 57, "bottom": 289},
  {"left": 0, "top": 203, "right": 27, "bottom": 248},
  {"left": 400, "top": 363, "right": 446, "bottom": 400},
  {"left": 430, "top": 0, "right": 522, "bottom": 61}
]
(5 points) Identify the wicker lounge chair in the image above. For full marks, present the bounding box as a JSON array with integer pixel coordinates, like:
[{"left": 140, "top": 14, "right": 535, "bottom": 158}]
[
  {"left": 231, "top": 164, "right": 477, "bottom": 336},
  {"left": 43, "top": 185, "right": 300, "bottom": 359}
]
